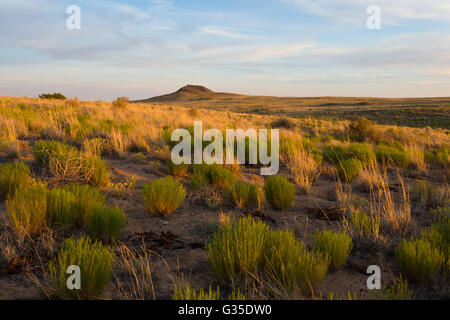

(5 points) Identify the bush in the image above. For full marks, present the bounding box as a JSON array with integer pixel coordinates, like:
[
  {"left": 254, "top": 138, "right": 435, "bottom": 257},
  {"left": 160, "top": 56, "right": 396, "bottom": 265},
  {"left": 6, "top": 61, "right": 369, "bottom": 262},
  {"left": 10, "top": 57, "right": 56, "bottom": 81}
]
[
  {"left": 375, "top": 145, "right": 409, "bottom": 168},
  {"left": 191, "top": 164, "right": 236, "bottom": 190},
  {"left": 191, "top": 165, "right": 209, "bottom": 190},
  {"left": 61, "top": 184, "right": 106, "bottom": 227},
  {"left": 348, "top": 117, "right": 376, "bottom": 142},
  {"left": 46, "top": 188, "right": 78, "bottom": 229},
  {"left": 313, "top": 230, "right": 353, "bottom": 270},
  {"left": 434, "top": 148, "right": 449, "bottom": 165},
  {"left": 421, "top": 218, "right": 449, "bottom": 259},
  {"left": 142, "top": 177, "right": 185, "bottom": 216},
  {"left": 86, "top": 204, "right": 127, "bottom": 243},
  {"left": 207, "top": 216, "right": 329, "bottom": 294},
  {"left": 82, "top": 156, "right": 110, "bottom": 188},
  {"left": 207, "top": 216, "right": 270, "bottom": 283},
  {"left": 323, "top": 145, "right": 351, "bottom": 163},
  {"left": 112, "top": 97, "right": 129, "bottom": 110},
  {"left": 337, "top": 158, "right": 361, "bottom": 182},
  {"left": 264, "top": 175, "right": 295, "bottom": 211},
  {"left": 49, "top": 236, "right": 114, "bottom": 299},
  {"left": 264, "top": 229, "right": 329, "bottom": 293},
  {"left": 348, "top": 143, "right": 375, "bottom": 162},
  {"left": 167, "top": 159, "right": 189, "bottom": 176},
  {"left": 412, "top": 180, "right": 448, "bottom": 209},
  {"left": 33, "top": 140, "right": 78, "bottom": 168},
  {"left": 395, "top": 238, "right": 444, "bottom": 284},
  {"left": 39, "top": 93, "right": 66, "bottom": 100},
  {"left": 0, "top": 162, "right": 33, "bottom": 199},
  {"left": 347, "top": 210, "right": 380, "bottom": 239},
  {"left": 6, "top": 184, "right": 48, "bottom": 238},
  {"left": 229, "top": 182, "right": 261, "bottom": 209}
]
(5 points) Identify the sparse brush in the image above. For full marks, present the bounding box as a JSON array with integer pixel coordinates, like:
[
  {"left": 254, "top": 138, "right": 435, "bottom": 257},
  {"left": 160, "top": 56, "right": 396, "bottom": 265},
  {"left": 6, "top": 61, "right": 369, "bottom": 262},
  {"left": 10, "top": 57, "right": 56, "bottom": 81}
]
[
  {"left": 33, "top": 140, "right": 78, "bottom": 168},
  {"left": 142, "top": 176, "right": 185, "bottom": 216},
  {"left": 395, "top": 237, "right": 444, "bottom": 284},
  {"left": 313, "top": 230, "right": 352, "bottom": 270},
  {"left": 337, "top": 158, "right": 361, "bottom": 182},
  {"left": 61, "top": 184, "right": 106, "bottom": 227},
  {"left": 263, "top": 229, "right": 329, "bottom": 294},
  {"left": 207, "top": 216, "right": 270, "bottom": 284},
  {"left": 229, "top": 182, "right": 261, "bottom": 209},
  {"left": 46, "top": 188, "right": 78, "bottom": 229},
  {"left": 357, "top": 158, "right": 385, "bottom": 192},
  {"left": 375, "top": 145, "right": 409, "bottom": 168},
  {"left": 207, "top": 164, "right": 236, "bottom": 190},
  {"left": 173, "top": 284, "right": 221, "bottom": 300},
  {"left": 0, "top": 161, "right": 33, "bottom": 199},
  {"left": 49, "top": 236, "right": 114, "bottom": 300},
  {"left": 167, "top": 159, "right": 189, "bottom": 176},
  {"left": 264, "top": 175, "right": 295, "bottom": 211},
  {"left": 6, "top": 184, "right": 48, "bottom": 239},
  {"left": 86, "top": 204, "right": 127, "bottom": 243}
]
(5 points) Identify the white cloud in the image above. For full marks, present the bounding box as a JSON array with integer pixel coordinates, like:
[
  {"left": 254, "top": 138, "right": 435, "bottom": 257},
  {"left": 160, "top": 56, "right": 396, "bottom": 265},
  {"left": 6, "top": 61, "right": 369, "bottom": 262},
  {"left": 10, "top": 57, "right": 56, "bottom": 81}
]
[{"left": 198, "top": 26, "right": 248, "bottom": 39}]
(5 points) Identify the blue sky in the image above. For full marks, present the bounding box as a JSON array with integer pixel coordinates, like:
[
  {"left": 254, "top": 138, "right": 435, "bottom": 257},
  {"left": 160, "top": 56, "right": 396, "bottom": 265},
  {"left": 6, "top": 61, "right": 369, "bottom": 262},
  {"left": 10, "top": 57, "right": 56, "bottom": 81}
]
[{"left": 1, "top": 0, "right": 449, "bottom": 100}]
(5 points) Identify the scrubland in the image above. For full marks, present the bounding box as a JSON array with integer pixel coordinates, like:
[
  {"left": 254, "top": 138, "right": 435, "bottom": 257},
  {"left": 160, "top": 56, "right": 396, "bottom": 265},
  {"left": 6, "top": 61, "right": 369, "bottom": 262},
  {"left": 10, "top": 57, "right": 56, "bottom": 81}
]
[{"left": 0, "top": 96, "right": 448, "bottom": 300}]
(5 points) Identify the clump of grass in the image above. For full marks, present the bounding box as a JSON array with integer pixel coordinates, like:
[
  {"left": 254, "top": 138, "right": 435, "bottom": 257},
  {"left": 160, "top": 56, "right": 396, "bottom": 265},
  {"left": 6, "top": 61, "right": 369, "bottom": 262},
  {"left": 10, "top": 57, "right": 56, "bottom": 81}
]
[
  {"left": 357, "top": 158, "right": 384, "bottom": 192},
  {"left": 191, "top": 164, "right": 236, "bottom": 190},
  {"left": 61, "top": 184, "right": 106, "bottom": 227},
  {"left": 348, "top": 143, "right": 375, "bottom": 162},
  {"left": 82, "top": 156, "right": 110, "bottom": 188},
  {"left": 395, "top": 237, "right": 444, "bottom": 284},
  {"left": 228, "top": 182, "right": 262, "bottom": 209},
  {"left": 207, "top": 216, "right": 329, "bottom": 295},
  {"left": 348, "top": 117, "right": 376, "bottom": 142},
  {"left": 167, "top": 159, "right": 188, "bottom": 176},
  {"left": 313, "top": 230, "right": 353, "bottom": 270},
  {"left": 263, "top": 229, "right": 329, "bottom": 293},
  {"left": 49, "top": 236, "right": 114, "bottom": 300},
  {"left": 86, "top": 204, "right": 127, "bottom": 243},
  {"left": 283, "top": 139, "right": 321, "bottom": 194},
  {"left": 173, "top": 284, "right": 221, "bottom": 300},
  {"left": 0, "top": 162, "right": 33, "bottom": 199},
  {"left": 6, "top": 184, "right": 48, "bottom": 239},
  {"left": 33, "top": 140, "right": 78, "bottom": 168},
  {"left": 112, "top": 97, "right": 129, "bottom": 110},
  {"left": 370, "top": 276, "right": 413, "bottom": 300},
  {"left": 264, "top": 175, "right": 295, "bottom": 211},
  {"left": 46, "top": 188, "right": 78, "bottom": 229},
  {"left": 141, "top": 177, "right": 185, "bottom": 216},
  {"left": 412, "top": 180, "right": 448, "bottom": 209},
  {"left": 346, "top": 210, "right": 381, "bottom": 240},
  {"left": 337, "top": 158, "right": 361, "bottom": 182},
  {"left": 207, "top": 216, "right": 269, "bottom": 284},
  {"left": 375, "top": 145, "right": 409, "bottom": 168}
]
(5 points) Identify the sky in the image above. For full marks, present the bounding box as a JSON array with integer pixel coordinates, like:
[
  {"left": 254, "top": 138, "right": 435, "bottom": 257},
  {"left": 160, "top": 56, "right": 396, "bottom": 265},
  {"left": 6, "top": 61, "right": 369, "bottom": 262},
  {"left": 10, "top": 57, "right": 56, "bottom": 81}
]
[{"left": 0, "top": 0, "right": 449, "bottom": 100}]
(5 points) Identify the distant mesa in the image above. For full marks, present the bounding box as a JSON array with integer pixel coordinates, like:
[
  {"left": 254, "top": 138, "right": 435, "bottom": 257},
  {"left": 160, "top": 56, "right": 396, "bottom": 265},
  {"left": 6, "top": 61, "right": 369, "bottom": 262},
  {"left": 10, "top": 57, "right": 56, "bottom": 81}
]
[{"left": 134, "top": 85, "right": 239, "bottom": 103}]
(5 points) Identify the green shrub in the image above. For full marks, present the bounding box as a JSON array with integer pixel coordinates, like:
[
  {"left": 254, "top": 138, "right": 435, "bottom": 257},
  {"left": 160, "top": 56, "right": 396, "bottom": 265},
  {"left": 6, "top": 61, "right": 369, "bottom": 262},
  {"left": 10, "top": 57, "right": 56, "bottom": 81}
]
[
  {"left": 313, "top": 230, "right": 353, "bottom": 270},
  {"left": 61, "top": 184, "right": 106, "bottom": 227},
  {"left": 375, "top": 145, "right": 409, "bottom": 168},
  {"left": 421, "top": 218, "right": 449, "bottom": 259},
  {"left": 82, "top": 156, "right": 110, "bottom": 188},
  {"left": 207, "top": 216, "right": 270, "bottom": 283},
  {"left": 264, "top": 229, "right": 329, "bottom": 293},
  {"left": 395, "top": 238, "right": 444, "bottom": 283},
  {"left": 207, "top": 164, "right": 236, "bottom": 190},
  {"left": 167, "top": 159, "right": 189, "bottom": 176},
  {"left": 142, "top": 177, "right": 185, "bottom": 216},
  {"left": 0, "top": 162, "right": 32, "bottom": 199},
  {"left": 370, "top": 276, "right": 413, "bottom": 300},
  {"left": 323, "top": 145, "right": 351, "bottom": 163},
  {"left": 337, "top": 158, "right": 361, "bottom": 182},
  {"left": 229, "top": 182, "right": 261, "bottom": 209},
  {"left": 434, "top": 148, "right": 449, "bottom": 165},
  {"left": 348, "top": 143, "right": 374, "bottom": 162},
  {"left": 6, "top": 184, "right": 48, "bottom": 238},
  {"left": 264, "top": 175, "right": 295, "bottom": 211},
  {"left": 347, "top": 210, "right": 380, "bottom": 239},
  {"left": 46, "top": 188, "right": 78, "bottom": 229},
  {"left": 86, "top": 204, "right": 127, "bottom": 243},
  {"left": 49, "top": 236, "right": 114, "bottom": 299},
  {"left": 39, "top": 93, "right": 66, "bottom": 100},
  {"left": 191, "top": 166, "right": 209, "bottom": 190}
]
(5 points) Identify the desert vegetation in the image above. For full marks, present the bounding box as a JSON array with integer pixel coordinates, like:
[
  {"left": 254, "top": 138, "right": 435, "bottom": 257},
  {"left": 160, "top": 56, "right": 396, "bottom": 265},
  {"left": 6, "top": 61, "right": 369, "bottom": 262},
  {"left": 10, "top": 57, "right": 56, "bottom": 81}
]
[{"left": 0, "top": 95, "right": 448, "bottom": 300}]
